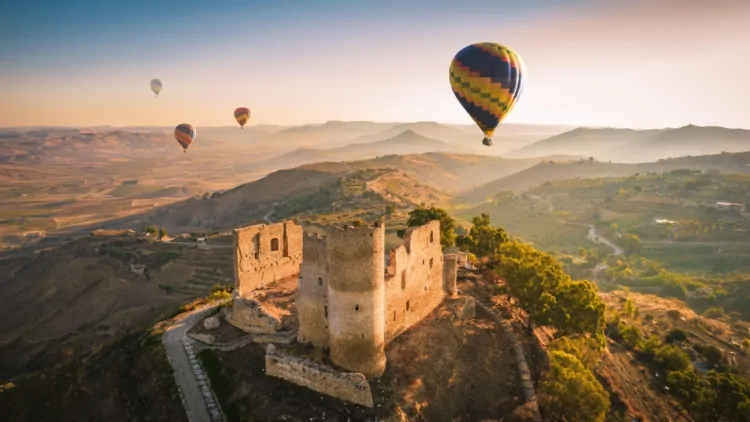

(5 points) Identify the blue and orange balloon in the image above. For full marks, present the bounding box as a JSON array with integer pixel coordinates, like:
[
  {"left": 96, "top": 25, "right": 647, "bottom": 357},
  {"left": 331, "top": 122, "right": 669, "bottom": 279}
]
[
  {"left": 174, "top": 123, "right": 196, "bottom": 153},
  {"left": 449, "top": 42, "right": 525, "bottom": 146},
  {"left": 234, "top": 107, "right": 250, "bottom": 129}
]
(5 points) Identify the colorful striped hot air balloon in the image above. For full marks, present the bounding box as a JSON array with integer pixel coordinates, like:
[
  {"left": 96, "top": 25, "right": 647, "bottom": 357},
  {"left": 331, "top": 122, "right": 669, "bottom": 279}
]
[
  {"left": 150, "top": 79, "right": 163, "bottom": 98},
  {"left": 174, "top": 123, "right": 196, "bottom": 152},
  {"left": 234, "top": 107, "right": 250, "bottom": 129},
  {"left": 449, "top": 42, "right": 525, "bottom": 146}
]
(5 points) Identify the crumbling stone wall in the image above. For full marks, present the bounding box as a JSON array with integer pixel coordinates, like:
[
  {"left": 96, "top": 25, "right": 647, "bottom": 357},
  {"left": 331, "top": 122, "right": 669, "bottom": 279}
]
[
  {"left": 233, "top": 221, "right": 302, "bottom": 296},
  {"left": 296, "top": 233, "right": 330, "bottom": 348},
  {"left": 265, "top": 344, "right": 374, "bottom": 408},
  {"left": 383, "top": 220, "right": 447, "bottom": 344}
]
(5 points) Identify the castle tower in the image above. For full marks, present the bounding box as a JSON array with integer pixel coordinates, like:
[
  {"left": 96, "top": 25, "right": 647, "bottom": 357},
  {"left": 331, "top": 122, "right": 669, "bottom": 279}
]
[
  {"left": 296, "top": 233, "right": 330, "bottom": 348},
  {"left": 325, "top": 222, "right": 387, "bottom": 378}
]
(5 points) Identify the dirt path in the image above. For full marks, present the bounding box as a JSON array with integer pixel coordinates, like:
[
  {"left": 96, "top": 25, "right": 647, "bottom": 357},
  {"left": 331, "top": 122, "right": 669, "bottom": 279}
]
[
  {"left": 587, "top": 225, "right": 624, "bottom": 256},
  {"left": 263, "top": 202, "right": 278, "bottom": 223},
  {"left": 163, "top": 304, "right": 225, "bottom": 422}
]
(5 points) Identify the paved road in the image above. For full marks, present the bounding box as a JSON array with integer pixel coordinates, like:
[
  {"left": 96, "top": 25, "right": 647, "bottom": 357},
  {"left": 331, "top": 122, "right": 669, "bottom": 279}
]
[
  {"left": 163, "top": 304, "right": 223, "bottom": 422},
  {"left": 587, "top": 225, "right": 624, "bottom": 256}
]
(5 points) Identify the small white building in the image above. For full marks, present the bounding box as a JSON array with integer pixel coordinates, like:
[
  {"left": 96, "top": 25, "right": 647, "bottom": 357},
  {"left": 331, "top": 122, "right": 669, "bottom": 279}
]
[{"left": 716, "top": 201, "right": 745, "bottom": 213}]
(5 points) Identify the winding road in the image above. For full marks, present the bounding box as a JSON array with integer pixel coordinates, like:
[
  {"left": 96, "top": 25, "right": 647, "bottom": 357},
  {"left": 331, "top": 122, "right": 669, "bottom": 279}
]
[{"left": 587, "top": 225, "right": 624, "bottom": 256}]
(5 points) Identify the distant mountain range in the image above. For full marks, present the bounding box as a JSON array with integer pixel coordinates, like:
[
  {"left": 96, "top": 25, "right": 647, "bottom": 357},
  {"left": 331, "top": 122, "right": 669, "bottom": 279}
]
[
  {"left": 506, "top": 124, "right": 750, "bottom": 163},
  {"left": 259, "top": 129, "right": 455, "bottom": 170},
  {"left": 459, "top": 150, "right": 750, "bottom": 201}
]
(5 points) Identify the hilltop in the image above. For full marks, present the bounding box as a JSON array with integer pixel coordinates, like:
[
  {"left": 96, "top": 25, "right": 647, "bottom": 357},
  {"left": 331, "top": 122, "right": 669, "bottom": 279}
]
[
  {"left": 508, "top": 124, "right": 750, "bottom": 163},
  {"left": 259, "top": 130, "right": 455, "bottom": 170}
]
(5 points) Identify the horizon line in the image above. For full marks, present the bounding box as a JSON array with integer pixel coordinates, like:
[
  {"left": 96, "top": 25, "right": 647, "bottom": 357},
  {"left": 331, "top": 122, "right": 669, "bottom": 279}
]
[{"left": 0, "top": 121, "right": 742, "bottom": 131}]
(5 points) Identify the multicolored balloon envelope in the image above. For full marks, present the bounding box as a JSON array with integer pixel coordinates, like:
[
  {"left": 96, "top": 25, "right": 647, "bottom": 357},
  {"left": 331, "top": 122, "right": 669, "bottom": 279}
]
[
  {"left": 174, "top": 123, "right": 196, "bottom": 152},
  {"left": 234, "top": 107, "right": 250, "bottom": 129},
  {"left": 449, "top": 42, "right": 525, "bottom": 146},
  {"left": 150, "top": 78, "right": 163, "bottom": 98}
]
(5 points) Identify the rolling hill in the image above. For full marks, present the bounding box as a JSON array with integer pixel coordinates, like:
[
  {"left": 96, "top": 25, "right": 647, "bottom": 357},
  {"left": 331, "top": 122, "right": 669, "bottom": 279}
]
[
  {"left": 46, "top": 152, "right": 543, "bottom": 236},
  {"left": 507, "top": 125, "right": 750, "bottom": 163},
  {"left": 460, "top": 151, "right": 750, "bottom": 201}
]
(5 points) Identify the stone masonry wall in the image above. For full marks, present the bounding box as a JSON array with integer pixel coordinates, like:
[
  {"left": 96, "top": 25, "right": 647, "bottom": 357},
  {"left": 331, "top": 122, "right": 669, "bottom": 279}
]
[
  {"left": 233, "top": 221, "right": 302, "bottom": 296},
  {"left": 383, "top": 220, "right": 446, "bottom": 344},
  {"left": 296, "top": 233, "right": 330, "bottom": 348},
  {"left": 265, "top": 344, "right": 374, "bottom": 408}
]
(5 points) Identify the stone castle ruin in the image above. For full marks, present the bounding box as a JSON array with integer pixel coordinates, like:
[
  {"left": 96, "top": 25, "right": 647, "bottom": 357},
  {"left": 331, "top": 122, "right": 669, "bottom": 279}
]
[{"left": 222, "top": 219, "right": 459, "bottom": 406}]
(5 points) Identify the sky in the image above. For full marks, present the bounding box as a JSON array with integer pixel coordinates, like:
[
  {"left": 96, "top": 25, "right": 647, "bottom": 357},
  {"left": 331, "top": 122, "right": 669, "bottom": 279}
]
[{"left": 1, "top": 0, "right": 749, "bottom": 129}]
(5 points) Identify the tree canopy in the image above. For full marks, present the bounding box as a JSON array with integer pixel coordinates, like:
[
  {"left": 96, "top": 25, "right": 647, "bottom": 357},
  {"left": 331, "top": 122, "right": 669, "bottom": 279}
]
[
  {"left": 397, "top": 206, "right": 456, "bottom": 248},
  {"left": 540, "top": 350, "right": 610, "bottom": 422},
  {"left": 456, "top": 213, "right": 509, "bottom": 257}
]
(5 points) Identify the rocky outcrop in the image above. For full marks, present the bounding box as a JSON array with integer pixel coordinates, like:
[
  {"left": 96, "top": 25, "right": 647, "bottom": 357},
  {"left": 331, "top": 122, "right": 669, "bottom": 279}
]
[{"left": 224, "top": 293, "right": 283, "bottom": 334}]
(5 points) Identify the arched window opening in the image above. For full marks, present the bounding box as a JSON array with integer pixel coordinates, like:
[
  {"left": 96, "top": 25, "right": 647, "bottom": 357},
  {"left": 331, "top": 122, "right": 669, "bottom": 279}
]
[
  {"left": 406, "top": 301, "right": 410, "bottom": 312},
  {"left": 430, "top": 230, "right": 435, "bottom": 243},
  {"left": 270, "top": 238, "right": 279, "bottom": 251},
  {"left": 355, "top": 304, "right": 359, "bottom": 311},
  {"left": 318, "top": 276, "right": 323, "bottom": 286},
  {"left": 401, "top": 271, "right": 406, "bottom": 290}
]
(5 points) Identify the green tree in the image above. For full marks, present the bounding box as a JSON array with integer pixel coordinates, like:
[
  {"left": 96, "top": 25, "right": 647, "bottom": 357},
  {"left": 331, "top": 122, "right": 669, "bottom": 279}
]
[
  {"left": 540, "top": 350, "right": 610, "bottom": 422},
  {"left": 553, "top": 280, "right": 607, "bottom": 344},
  {"left": 621, "top": 233, "right": 642, "bottom": 255},
  {"left": 577, "top": 247, "right": 587, "bottom": 258},
  {"left": 665, "top": 328, "right": 688, "bottom": 344},
  {"left": 396, "top": 206, "right": 456, "bottom": 248},
  {"left": 701, "top": 345, "right": 723, "bottom": 368},
  {"left": 158, "top": 227, "right": 167, "bottom": 239},
  {"left": 742, "top": 339, "right": 750, "bottom": 351},
  {"left": 456, "top": 213, "right": 509, "bottom": 258},
  {"left": 548, "top": 336, "right": 602, "bottom": 370}
]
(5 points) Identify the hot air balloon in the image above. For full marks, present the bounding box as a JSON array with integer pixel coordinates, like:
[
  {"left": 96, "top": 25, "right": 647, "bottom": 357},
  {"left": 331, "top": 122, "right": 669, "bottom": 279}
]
[
  {"left": 150, "top": 79, "right": 163, "bottom": 98},
  {"left": 174, "top": 123, "right": 196, "bottom": 153},
  {"left": 234, "top": 107, "right": 250, "bottom": 129},
  {"left": 449, "top": 42, "right": 525, "bottom": 147}
]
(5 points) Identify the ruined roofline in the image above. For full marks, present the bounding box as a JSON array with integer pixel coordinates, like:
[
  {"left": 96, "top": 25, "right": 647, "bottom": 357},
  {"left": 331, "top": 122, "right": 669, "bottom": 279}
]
[{"left": 232, "top": 220, "right": 297, "bottom": 234}]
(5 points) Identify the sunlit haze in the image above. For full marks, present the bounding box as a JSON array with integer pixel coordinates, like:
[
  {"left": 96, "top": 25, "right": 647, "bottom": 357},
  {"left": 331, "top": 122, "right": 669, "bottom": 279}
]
[{"left": 1, "top": 0, "right": 748, "bottom": 129}]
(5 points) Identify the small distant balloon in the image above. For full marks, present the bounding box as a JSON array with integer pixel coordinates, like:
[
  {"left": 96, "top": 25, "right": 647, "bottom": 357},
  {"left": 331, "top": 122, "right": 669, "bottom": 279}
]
[
  {"left": 174, "top": 123, "right": 196, "bottom": 153},
  {"left": 150, "top": 79, "right": 163, "bottom": 97},
  {"left": 449, "top": 42, "right": 525, "bottom": 147},
  {"left": 234, "top": 107, "right": 250, "bottom": 129}
]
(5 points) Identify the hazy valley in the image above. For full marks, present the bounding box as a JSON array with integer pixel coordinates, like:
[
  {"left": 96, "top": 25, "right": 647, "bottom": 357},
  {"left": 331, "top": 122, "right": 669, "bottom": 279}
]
[{"left": 2, "top": 122, "right": 750, "bottom": 422}]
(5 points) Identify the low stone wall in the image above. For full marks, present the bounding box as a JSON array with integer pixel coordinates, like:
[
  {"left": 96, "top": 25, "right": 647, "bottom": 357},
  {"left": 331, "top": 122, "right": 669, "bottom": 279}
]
[
  {"left": 181, "top": 337, "right": 225, "bottom": 422},
  {"left": 265, "top": 344, "right": 374, "bottom": 408}
]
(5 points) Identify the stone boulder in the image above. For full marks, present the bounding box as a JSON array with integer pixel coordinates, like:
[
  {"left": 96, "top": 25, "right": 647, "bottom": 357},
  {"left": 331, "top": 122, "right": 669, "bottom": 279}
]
[
  {"left": 224, "top": 295, "right": 283, "bottom": 334},
  {"left": 204, "top": 316, "right": 220, "bottom": 330}
]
